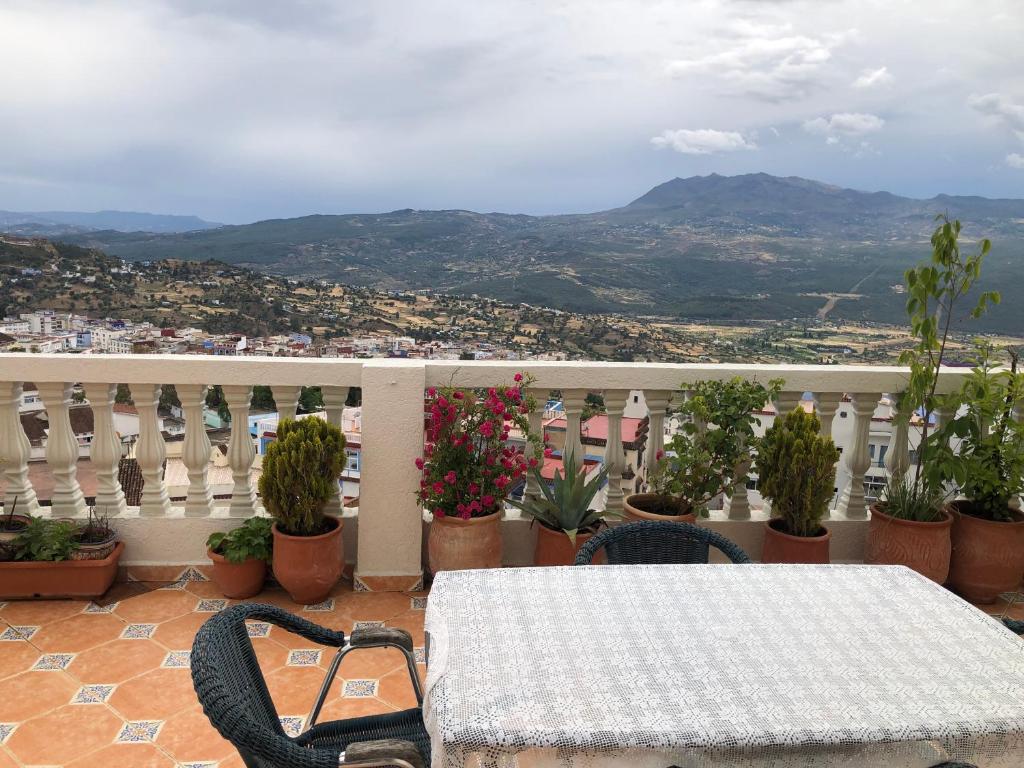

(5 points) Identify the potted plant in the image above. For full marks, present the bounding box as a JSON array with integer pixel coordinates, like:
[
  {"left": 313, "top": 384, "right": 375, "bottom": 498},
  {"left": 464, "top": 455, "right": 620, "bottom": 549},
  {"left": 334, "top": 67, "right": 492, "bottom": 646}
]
[
  {"left": 756, "top": 407, "right": 840, "bottom": 563},
  {"left": 626, "top": 377, "right": 782, "bottom": 521},
  {"left": 928, "top": 342, "right": 1024, "bottom": 602},
  {"left": 206, "top": 517, "right": 273, "bottom": 599},
  {"left": 0, "top": 515, "right": 124, "bottom": 599},
  {"left": 71, "top": 506, "right": 118, "bottom": 561},
  {"left": 866, "top": 216, "right": 998, "bottom": 583},
  {"left": 509, "top": 448, "right": 616, "bottom": 566},
  {"left": 258, "top": 416, "right": 346, "bottom": 604},
  {"left": 416, "top": 373, "right": 538, "bottom": 573},
  {"left": 0, "top": 496, "right": 29, "bottom": 544}
]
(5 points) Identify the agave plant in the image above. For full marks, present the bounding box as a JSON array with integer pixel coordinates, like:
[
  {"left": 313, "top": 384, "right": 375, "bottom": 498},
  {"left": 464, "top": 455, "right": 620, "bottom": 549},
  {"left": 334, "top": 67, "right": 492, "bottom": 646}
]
[{"left": 509, "top": 449, "right": 616, "bottom": 543}]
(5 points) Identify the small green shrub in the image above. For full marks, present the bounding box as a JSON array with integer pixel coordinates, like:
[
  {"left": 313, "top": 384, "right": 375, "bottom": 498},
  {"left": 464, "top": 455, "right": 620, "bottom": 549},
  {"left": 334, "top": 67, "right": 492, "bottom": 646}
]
[
  {"left": 13, "top": 516, "right": 79, "bottom": 562},
  {"left": 756, "top": 408, "right": 839, "bottom": 537},
  {"left": 207, "top": 517, "right": 274, "bottom": 563},
  {"left": 258, "top": 417, "right": 345, "bottom": 536}
]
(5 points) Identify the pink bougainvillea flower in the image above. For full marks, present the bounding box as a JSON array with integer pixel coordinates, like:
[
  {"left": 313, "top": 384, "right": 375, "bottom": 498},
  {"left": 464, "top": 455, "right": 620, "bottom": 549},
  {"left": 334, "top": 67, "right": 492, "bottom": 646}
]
[
  {"left": 434, "top": 507, "right": 445, "bottom": 517},
  {"left": 444, "top": 470, "right": 457, "bottom": 485},
  {"left": 495, "top": 474, "right": 510, "bottom": 489},
  {"left": 528, "top": 457, "right": 539, "bottom": 468},
  {"left": 514, "top": 373, "right": 523, "bottom": 382},
  {"left": 427, "top": 387, "right": 437, "bottom": 397},
  {"left": 482, "top": 494, "right": 495, "bottom": 507},
  {"left": 544, "top": 448, "right": 554, "bottom": 458},
  {"left": 415, "top": 457, "right": 425, "bottom": 470},
  {"left": 656, "top": 450, "right": 665, "bottom": 461}
]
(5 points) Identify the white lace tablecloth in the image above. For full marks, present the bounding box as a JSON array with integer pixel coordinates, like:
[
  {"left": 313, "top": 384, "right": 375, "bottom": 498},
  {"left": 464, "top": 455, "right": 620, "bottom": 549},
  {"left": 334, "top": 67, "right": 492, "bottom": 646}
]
[{"left": 423, "top": 564, "right": 1024, "bottom": 768}]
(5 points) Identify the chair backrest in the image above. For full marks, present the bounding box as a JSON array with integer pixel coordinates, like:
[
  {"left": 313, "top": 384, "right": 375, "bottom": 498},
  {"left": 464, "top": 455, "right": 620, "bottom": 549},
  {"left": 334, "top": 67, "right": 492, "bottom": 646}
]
[
  {"left": 191, "top": 604, "right": 337, "bottom": 768},
  {"left": 574, "top": 520, "right": 751, "bottom": 565}
]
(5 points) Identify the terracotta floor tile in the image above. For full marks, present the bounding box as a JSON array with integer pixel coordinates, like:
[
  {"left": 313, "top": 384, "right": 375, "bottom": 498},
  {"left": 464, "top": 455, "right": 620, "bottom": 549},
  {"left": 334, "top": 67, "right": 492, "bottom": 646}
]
[
  {"left": 108, "top": 667, "right": 198, "bottom": 720},
  {"left": 316, "top": 695, "right": 398, "bottom": 723},
  {"left": 0, "top": 599, "right": 88, "bottom": 626},
  {"left": 0, "top": 639, "right": 43, "bottom": 681},
  {"left": 113, "top": 589, "right": 199, "bottom": 624},
  {"left": 0, "top": 748, "right": 16, "bottom": 768},
  {"left": 376, "top": 667, "right": 423, "bottom": 711},
  {"left": 251, "top": 637, "right": 291, "bottom": 672},
  {"left": 218, "top": 751, "right": 247, "bottom": 768},
  {"left": 153, "top": 612, "right": 208, "bottom": 649},
  {"left": 66, "top": 742, "right": 176, "bottom": 768},
  {"left": 31, "top": 613, "right": 127, "bottom": 653},
  {"left": 5, "top": 703, "right": 122, "bottom": 766},
  {"left": 0, "top": 670, "right": 79, "bottom": 720},
  {"left": 386, "top": 611, "right": 427, "bottom": 644},
  {"left": 264, "top": 665, "right": 342, "bottom": 715},
  {"left": 329, "top": 646, "right": 407, "bottom": 679},
  {"left": 156, "top": 704, "right": 236, "bottom": 764},
  {"left": 68, "top": 639, "right": 170, "bottom": 684},
  {"left": 183, "top": 579, "right": 234, "bottom": 599},
  {"left": 101, "top": 581, "right": 153, "bottom": 602},
  {"left": 345, "top": 593, "right": 416, "bottom": 622}
]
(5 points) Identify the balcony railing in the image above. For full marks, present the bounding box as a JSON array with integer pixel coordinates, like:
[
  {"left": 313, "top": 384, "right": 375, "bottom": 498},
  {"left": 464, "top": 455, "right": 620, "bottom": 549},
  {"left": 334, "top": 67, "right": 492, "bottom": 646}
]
[{"left": 0, "top": 354, "right": 972, "bottom": 589}]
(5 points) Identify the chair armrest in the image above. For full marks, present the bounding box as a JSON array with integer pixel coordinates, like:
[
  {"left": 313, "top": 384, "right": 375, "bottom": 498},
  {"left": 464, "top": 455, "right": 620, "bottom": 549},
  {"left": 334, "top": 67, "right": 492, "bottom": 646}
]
[
  {"left": 350, "top": 627, "right": 414, "bottom": 653},
  {"left": 341, "top": 739, "right": 424, "bottom": 768},
  {"left": 235, "top": 603, "right": 347, "bottom": 647}
]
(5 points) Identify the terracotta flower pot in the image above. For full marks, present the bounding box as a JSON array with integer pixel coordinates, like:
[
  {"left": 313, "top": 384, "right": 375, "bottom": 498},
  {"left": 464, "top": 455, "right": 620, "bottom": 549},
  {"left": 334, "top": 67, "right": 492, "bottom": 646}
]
[
  {"left": 0, "top": 542, "right": 123, "bottom": 599},
  {"left": 70, "top": 533, "right": 117, "bottom": 561},
  {"left": 428, "top": 511, "right": 502, "bottom": 574},
  {"left": 624, "top": 493, "right": 697, "bottom": 523},
  {"left": 864, "top": 503, "right": 953, "bottom": 583},
  {"left": 0, "top": 514, "right": 31, "bottom": 544},
  {"left": 761, "top": 519, "right": 831, "bottom": 564},
  {"left": 208, "top": 548, "right": 268, "bottom": 600},
  {"left": 533, "top": 523, "right": 603, "bottom": 566},
  {"left": 271, "top": 518, "right": 343, "bottom": 604},
  {"left": 948, "top": 502, "right": 1024, "bottom": 604}
]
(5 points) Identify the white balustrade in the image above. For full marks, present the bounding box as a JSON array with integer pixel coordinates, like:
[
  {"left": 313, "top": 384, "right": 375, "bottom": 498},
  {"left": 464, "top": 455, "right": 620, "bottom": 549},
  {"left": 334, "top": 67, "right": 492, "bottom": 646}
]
[
  {"left": 837, "top": 393, "right": 881, "bottom": 519},
  {"left": 525, "top": 388, "right": 546, "bottom": 500},
  {"left": 223, "top": 384, "right": 258, "bottom": 518},
  {"left": 135, "top": 384, "right": 172, "bottom": 517},
  {"left": 643, "top": 390, "right": 672, "bottom": 475},
  {"left": 323, "top": 385, "right": 349, "bottom": 515},
  {"left": 0, "top": 382, "right": 40, "bottom": 514},
  {"left": 603, "top": 389, "right": 629, "bottom": 515},
  {"left": 813, "top": 392, "right": 843, "bottom": 438},
  {"left": 36, "top": 382, "right": 87, "bottom": 517},
  {"left": 562, "top": 388, "right": 587, "bottom": 472},
  {"left": 83, "top": 383, "right": 127, "bottom": 516},
  {"left": 178, "top": 383, "right": 213, "bottom": 517},
  {"left": 274, "top": 385, "right": 302, "bottom": 420}
]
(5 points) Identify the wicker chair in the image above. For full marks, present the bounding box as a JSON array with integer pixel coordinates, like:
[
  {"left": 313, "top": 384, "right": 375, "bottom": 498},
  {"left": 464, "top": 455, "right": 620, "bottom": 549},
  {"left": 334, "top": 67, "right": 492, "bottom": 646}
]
[
  {"left": 1003, "top": 617, "right": 1024, "bottom": 635},
  {"left": 191, "top": 603, "right": 428, "bottom": 768},
  {"left": 574, "top": 520, "right": 751, "bottom": 566}
]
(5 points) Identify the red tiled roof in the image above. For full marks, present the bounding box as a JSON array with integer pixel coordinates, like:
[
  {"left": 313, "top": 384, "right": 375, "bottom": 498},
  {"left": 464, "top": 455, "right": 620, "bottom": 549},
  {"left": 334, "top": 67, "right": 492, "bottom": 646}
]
[
  {"left": 540, "top": 456, "right": 600, "bottom": 480},
  {"left": 543, "top": 415, "right": 645, "bottom": 444}
]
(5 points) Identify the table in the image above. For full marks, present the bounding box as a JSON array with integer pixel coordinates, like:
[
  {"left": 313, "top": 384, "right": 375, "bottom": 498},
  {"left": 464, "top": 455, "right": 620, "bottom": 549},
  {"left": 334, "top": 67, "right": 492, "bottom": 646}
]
[{"left": 423, "top": 564, "right": 1024, "bottom": 768}]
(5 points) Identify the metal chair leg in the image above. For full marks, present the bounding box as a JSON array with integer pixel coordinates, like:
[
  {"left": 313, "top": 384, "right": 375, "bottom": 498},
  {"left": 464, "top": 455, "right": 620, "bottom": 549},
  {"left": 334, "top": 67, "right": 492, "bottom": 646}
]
[{"left": 307, "top": 642, "right": 353, "bottom": 729}]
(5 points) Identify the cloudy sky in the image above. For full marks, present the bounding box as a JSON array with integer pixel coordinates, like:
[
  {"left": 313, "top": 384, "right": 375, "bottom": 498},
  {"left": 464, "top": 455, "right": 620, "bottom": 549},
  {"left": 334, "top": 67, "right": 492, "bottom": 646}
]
[{"left": 1, "top": 0, "right": 1022, "bottom": 223}]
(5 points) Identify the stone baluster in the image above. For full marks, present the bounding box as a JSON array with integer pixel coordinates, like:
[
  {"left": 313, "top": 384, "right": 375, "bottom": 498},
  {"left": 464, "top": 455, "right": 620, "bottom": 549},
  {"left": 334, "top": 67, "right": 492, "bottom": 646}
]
[
  {"left": 274, "top": 385, "right": 302, "bottom": 420},
  {"left": 37, "top": 382, "right": 87, "bottom": 517},
  {"left": 0, "top": 382, "right": 40, "bottom": 514},
  {"left": 562, "top": 389, "right": 587, "bottom": 472},
  {"left": 603, "top": 390, "right": 629, "bottom": 516},
  {"left": 83, "top": 383, "right": 127, "bottom": 516},
  {"left": 134, "top": 384, "right": 171, "bottom": 517},
  {"left": 723, "top": 445, "right": 752, "bottom": 520},
  {"left": 525, "top": 388, "right": 546, "bottom": 500},
  {"left": 643, "top": 390, "right": 672, "bottom": 475},
  {"left": 322, "top": 386, "right": 349, "bottom": 515},
  {"left": 178, "top": 384, "right": 213, "bottom": 517},
  {"left": 884, "top": 397, "right": 911, "bottom": 481},
  {"left": 813, "top": 392, "right": 843, "bottom": 438},
  {"left": 223, "top": 385, "right": 258, "bottom": 517},
  {"left": 837, "top": 393, "right": 880, "bottom": 520}
]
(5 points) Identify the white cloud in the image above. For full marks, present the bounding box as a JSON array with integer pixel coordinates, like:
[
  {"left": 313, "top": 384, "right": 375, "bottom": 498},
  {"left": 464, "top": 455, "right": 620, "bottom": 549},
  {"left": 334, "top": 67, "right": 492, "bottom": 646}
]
[
  {"left": 968, "top": 93, "right": 1024, "bottom": 141},
  {"left": 803, "top": 112, "right": 885, "bottom": 139},
  {"left": 1008, "top": 153, "right": 1024, "bottom": 169},
  {"left": 650, "top": 129, "right": 757, "bottom": 155},
  {"left": 664, "top": 22, "right": 854, "bottom": 102},
  {"left": 852, "top": 66, "right": 892, "bottom": 89}
]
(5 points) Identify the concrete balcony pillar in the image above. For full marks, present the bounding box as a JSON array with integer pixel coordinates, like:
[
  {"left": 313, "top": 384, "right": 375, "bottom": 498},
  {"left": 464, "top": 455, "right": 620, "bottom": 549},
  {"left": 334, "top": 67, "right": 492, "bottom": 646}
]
[
  {"left": 223, "top": 384, "right": 258, "bottom": 518},
  {"left": 0, "top": 382, "right": 40, "bottom": 514},
  {"left": 837, "top": 393, "right": 880, "bottom": 520},
  {"left": 37, "top": 382, "right": 87, "bottom": 517},
  {"left": 355, "top": 360, "right": 425, "bottom": 592},
  {"left": 135, "top": 384, "right": 172, "bottom": 517},
  {"left": 178, "top": 383, "right": 213, "bottom": 518},
  {"left": 83, "top": 383, "right": 127, "bottom": 517},
  {"left": 602, "top": 389, "right": 629, "bottom": 516}
]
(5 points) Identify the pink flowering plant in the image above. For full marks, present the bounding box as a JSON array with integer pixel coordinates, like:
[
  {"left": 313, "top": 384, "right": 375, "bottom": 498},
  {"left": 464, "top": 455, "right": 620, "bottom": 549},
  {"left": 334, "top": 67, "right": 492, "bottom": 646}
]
[{"left": 416, "top": 373, "right": 541, "bottom": 520}]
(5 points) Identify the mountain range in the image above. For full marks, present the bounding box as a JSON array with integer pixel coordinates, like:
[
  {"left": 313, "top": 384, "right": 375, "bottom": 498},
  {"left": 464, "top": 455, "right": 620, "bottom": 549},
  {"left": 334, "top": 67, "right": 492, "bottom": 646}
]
[
  {"left": 13, "top": 173, "right": 1024, "bottom": 332},
  {"left": 0, "top": 209, "right": 221, "bottom": 236}
]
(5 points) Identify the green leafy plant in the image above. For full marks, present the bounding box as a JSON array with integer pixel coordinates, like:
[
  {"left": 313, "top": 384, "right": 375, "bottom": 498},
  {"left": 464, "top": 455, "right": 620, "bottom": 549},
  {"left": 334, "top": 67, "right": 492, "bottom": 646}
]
[
  {"left": 258, "top": 416, "right": 345, "bottom": 536},
  {"left": 756, "top": 407, "right": 839, "bottom": 537},
  {"left": 928, "top": 342, "right": 1024, "bottom": 521},
  {"left": 646, "top": 377, "right": 783, "bottom": 516},
  {"left": 207, "top": 516, "right": 274, "bottom": 563},
  {"left": 13, "top": 516, "right": 80, "bottom": 562},
  {"left": 508, "top": 449, "right": 616, "bottom": 542},
  {"left": 886, "top": 215, "right": 999, "bottom": 521}
]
